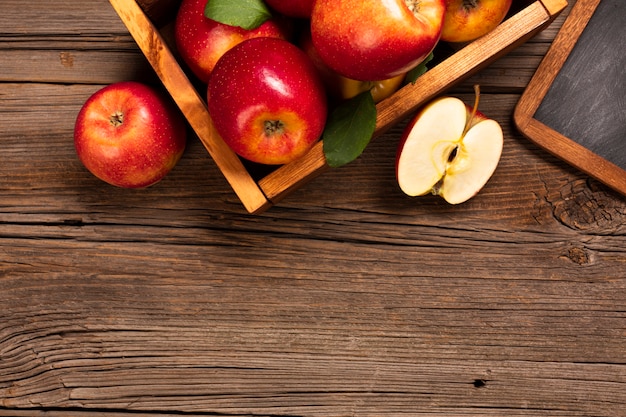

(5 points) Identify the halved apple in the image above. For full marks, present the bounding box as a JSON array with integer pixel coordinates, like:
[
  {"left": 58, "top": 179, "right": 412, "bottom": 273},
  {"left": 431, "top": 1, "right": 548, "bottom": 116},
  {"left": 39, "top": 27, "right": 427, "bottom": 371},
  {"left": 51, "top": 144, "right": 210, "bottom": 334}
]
[{"left": 396, "top": 90, "right": 503, "bottom": 204}]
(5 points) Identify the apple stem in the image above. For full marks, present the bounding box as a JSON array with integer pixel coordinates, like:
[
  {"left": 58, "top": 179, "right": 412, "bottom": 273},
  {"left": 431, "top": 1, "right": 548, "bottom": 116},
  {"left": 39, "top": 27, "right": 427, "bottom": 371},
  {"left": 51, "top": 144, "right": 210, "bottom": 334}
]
[
  {"left": 109, "top": 111, "right": 124, "bottom": 127},
  {"left": 463, "top": 84, "right": 481, "bottom": 138}
]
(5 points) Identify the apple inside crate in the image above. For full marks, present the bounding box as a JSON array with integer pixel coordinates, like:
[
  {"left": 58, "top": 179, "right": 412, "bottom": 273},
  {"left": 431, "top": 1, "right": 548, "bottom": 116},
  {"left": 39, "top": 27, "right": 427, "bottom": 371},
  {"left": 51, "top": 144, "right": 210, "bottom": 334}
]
[{"left": 108, "top": 0, "right": 567, "bottom": 214}]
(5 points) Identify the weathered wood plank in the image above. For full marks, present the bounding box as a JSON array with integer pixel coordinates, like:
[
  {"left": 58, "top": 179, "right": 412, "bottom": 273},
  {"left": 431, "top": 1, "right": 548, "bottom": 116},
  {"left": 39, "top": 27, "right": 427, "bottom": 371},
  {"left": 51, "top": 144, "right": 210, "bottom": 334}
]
[
  {"left": 1, "top": 242, "right": 624, "bottom": 415},
  {"left": 0, "top": 0, "right": 129, "bottom": 36},
  {"left": 0, "top": 49, "right": 153, "bottom": 84}
]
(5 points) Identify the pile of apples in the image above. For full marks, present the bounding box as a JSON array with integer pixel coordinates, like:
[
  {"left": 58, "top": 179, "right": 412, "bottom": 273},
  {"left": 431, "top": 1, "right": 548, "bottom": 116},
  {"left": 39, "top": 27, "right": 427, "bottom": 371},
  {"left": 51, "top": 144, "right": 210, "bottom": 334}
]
[{"left": 74, "top": 0, "right": 512, "bottom": 204}]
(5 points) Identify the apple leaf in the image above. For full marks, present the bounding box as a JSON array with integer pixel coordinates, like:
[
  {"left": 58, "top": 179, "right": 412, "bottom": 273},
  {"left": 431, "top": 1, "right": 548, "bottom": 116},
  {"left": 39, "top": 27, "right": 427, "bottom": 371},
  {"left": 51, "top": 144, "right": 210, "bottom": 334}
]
[
  {"left": 204, "top": 0, "right": 272, "bottom": 30},
  {"left": 405, "top": 52, "right": 434, "bottom": 84},
  {"left": 323, "top": 91, "right": 377, "bottom": 168}
]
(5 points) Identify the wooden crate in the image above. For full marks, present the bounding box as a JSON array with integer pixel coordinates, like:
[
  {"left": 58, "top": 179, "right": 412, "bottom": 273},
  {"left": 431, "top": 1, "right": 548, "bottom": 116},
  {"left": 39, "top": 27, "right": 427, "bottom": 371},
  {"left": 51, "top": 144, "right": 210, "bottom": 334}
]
[{"left": 108, "top": 0, "right": 568, "bottom": 214}]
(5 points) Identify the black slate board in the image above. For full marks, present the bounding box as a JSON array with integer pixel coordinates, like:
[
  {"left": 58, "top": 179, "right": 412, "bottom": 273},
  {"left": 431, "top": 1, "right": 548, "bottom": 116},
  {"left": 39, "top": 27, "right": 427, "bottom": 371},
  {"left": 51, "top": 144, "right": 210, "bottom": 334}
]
[{"left": 514, "top": 0, "right": 626, "bottom": 195}]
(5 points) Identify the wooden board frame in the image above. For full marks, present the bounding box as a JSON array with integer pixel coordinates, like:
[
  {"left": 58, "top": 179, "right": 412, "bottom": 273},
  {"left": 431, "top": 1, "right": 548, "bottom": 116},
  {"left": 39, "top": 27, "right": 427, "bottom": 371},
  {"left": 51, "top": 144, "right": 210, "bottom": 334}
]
[
  {"left": 110, "top": 0, "right": 568, "bottom": 213},
  {"left": 514, "top": 0, "right": 626, "bottom": 196}
]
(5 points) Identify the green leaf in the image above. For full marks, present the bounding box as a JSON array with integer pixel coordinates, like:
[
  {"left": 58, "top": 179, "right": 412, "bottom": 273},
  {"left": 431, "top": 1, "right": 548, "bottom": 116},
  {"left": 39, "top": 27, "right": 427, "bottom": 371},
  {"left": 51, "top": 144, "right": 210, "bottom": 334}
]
[
  {"left": 323, "top": 91, "right": 377, "bottom": 168},
  {"left": 405, "top": 52, "right": 434, "bottom": 84},
  {"left": 204, "top": 0, "right": 272, "bottom": 30}
]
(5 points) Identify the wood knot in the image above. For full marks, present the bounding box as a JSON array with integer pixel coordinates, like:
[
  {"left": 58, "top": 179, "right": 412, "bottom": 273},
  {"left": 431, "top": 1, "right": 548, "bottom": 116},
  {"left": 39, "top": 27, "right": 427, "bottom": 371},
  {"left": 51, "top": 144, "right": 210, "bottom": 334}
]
[
  {"left": 549, "top": 179, "right": 626, "bottom": 231},
  {"left": 564, "top": 246, "right": 590, "bottom": 265}
]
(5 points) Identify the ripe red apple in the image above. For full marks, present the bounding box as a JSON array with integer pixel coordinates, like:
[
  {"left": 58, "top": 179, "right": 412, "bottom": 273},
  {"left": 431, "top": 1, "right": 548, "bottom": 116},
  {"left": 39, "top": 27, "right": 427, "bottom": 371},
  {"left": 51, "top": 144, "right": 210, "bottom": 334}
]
[
  {"left": 174, "top": 0, "right": 289, "bottom": 84},
  {"left": 396, "top": 93, "right": 503, "bottom": 204},
  {"left": 74, "top": 81, "right": 187, "bottom": 188},
  {"left": 207, "top": 37, "right": 327, "bottom": 166},
  {"left": 264, "top": 0, "right": 315, "bottom": 18},
  {"left": 310, "top": 0, "right": 445, "bottom": 81},
  {"left": 441, "top": 0, "right": 513, "bottom": 43}
]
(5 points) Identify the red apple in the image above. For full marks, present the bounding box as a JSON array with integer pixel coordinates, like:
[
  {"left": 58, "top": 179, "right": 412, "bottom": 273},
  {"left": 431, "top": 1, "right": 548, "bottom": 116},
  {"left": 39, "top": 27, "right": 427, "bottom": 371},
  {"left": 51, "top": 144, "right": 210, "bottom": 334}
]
[
  {"left": 441, "top": 0, "right": 513, "bottom": 43},
  {"left": 310, "top": 0, "right": 446, "bottom": 81},
  {"left": 396, "top": 91, "right": 503, "bottom": 204},
  {"left": 174, "top": 0, "right": 289, "bottom": 84},
  {"left": 74, "top": 81, "right": 187, "bottom": 188},
  {"left": 207, "top": 37, "right": 327, "bottom": 165},
  {"left": 265, "top": 0, "right": 315, "bottom": 18}
]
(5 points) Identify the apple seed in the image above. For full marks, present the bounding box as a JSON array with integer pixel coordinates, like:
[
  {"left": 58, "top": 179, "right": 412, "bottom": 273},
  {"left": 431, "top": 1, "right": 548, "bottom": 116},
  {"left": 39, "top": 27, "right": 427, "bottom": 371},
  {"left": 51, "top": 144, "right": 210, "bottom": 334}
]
[{"left": 448, "top": 146, "right": 459, "bottom": 163}]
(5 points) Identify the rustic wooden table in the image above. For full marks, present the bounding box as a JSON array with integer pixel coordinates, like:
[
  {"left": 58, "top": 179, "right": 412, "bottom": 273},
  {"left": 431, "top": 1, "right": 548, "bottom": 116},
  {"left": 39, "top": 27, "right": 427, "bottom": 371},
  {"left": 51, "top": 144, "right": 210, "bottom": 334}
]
[{"left": 1, "top": 0, "right": 625, "bottom": 416}]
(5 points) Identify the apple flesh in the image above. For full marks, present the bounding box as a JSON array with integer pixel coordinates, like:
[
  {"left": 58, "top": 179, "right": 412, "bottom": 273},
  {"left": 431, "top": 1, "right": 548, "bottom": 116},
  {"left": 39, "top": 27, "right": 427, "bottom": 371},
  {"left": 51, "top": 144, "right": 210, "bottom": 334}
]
[
  {"left": 310, "top": 0, "right": 445, "bottom": 81},
  {"left": 264, "top": 0, "right": 315, "bottom": 18},
  {"left": 74, "top": 81, "right": 187, "bottom": 188},
  {"left": 396, "top": 95, "right": 503, "bottom": 204},
  {"left": 441, "top": 0, "right": 513, "bottom": 43},
  {"left": 174, "top": 0, "right": 289, "bottom": 84},
  {"left": 207, "top": 37, "right": 327, "bottom": 166}
]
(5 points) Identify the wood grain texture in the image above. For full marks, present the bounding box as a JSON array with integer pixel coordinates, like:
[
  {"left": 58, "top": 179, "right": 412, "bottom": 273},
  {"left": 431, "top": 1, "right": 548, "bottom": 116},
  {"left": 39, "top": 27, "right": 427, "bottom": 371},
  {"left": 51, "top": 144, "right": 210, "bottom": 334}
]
[{"left": 1, "top": 0, "right": 625, "bottom": 416}]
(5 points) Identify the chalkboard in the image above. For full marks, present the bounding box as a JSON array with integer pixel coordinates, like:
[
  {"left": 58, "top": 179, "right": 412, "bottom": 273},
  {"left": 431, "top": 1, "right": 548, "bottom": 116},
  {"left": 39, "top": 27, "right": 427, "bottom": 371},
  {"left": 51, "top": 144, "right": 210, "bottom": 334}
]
[{"left": 514, "top": 0, "right": 626, "bottom": 196}]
